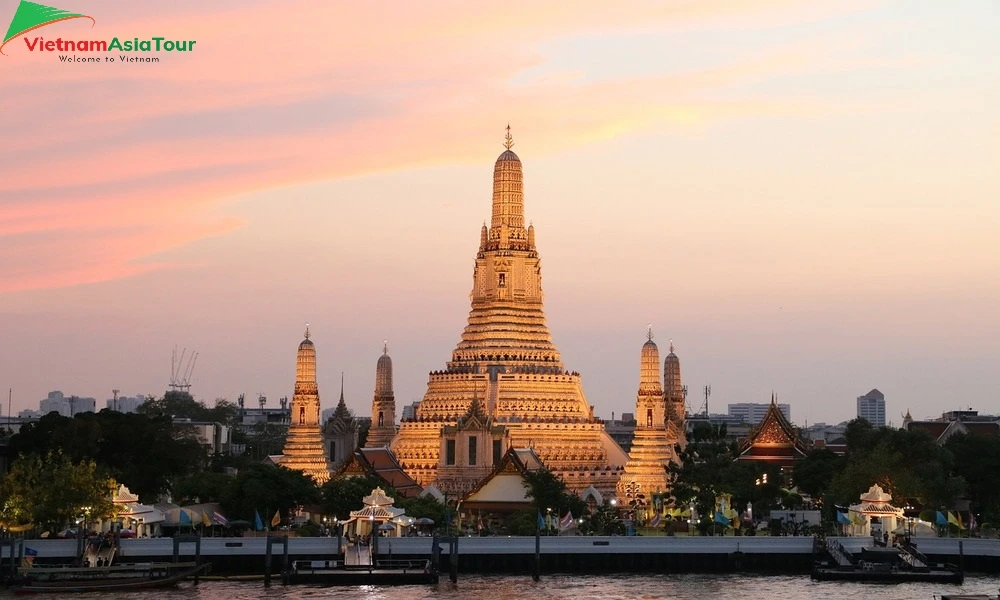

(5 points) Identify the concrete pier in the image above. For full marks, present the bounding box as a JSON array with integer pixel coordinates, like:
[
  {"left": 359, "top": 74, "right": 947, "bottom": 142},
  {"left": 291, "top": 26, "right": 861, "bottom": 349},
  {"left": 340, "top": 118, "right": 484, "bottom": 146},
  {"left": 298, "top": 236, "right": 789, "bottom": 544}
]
[{"left": 3, "top": 536, "right": 998, "bottom": 575}]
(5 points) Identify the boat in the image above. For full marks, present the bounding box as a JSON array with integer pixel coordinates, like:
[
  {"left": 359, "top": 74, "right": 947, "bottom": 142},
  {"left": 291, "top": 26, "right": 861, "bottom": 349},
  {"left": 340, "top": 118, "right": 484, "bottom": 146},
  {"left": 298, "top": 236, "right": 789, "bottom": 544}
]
[
  {"left": 8, "top": 561, "right": 209, "bottom": 594},
  {"left": 812, "top": 539, "right": 963, "bottom": 584},
  {"left": 937, "top": 593, "right": 1000, "bottom": 600}
]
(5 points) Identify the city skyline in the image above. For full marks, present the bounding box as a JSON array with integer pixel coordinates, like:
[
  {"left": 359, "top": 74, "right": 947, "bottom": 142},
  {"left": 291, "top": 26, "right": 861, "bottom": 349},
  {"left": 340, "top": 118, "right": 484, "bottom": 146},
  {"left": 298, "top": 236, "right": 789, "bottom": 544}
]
[{"left": 1, "top": 1, "right": 998, "bottom": 426}]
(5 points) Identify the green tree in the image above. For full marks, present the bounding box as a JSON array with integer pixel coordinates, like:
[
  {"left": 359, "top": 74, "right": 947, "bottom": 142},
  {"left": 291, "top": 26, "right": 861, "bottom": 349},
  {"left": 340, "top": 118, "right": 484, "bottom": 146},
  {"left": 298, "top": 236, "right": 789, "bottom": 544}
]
[
  {"left": 397, "top": 494, "right": 447, "bottom": 526},
  {"left": 828, "top": 426, "right": 963, "bottom": 510},
  {"left": 0, "top": 451, "right": 117, "bottom": 532},
  {"left": 793, "top": 448, "right": 845, "bottom": 500},
  {"left": 522, "top": 469, "right": 586, "bottom": 524},
  {"left": 7, "top": 410, "right": 207, "bottom": 502},
  {"left": 219, "top": 464, "right": 320, "bottom": 524},
  {"left": 946, "top": 433, "right": 1000, "bottom": 524},
  {"left": 320, "top": 475, "right": 391, "bottom": 520}
]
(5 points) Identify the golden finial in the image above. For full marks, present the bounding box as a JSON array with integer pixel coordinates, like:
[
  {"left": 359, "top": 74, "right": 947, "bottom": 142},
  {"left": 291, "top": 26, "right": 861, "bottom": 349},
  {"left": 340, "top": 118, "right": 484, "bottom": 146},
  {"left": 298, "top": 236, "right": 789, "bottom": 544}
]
[
  {"left": 504, "top": 123, "right": 514, "bottom": 150},
  {"left": 304, "top": 323, "right": 310, "bottom": 339},
  {"left": 669, "top": 339, "right": 674, "bottom": 353},
  {"left": 383, "top": 340, "right": 388, "bottom": 354},
  {"left": 647, "top": 324, "right": 653, "bottom": 341}
]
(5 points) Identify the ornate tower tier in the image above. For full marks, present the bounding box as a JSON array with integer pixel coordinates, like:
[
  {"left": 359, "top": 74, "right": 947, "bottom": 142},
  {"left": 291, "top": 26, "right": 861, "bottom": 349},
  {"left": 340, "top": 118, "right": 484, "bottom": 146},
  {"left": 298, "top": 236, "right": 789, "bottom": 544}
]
[
  {"left": 366, "top": 343, "right": 397, "bottom": 448},
  {"left": 664, "top": 342, "right": 686, "bottom": 426},
  {"left": 617, "top": 330, "right": 679, "bottom": 504},
  {"left": 391, "top": 128, "right": 627, "bottom": 498},
  {"left": 280, "top": 326, "right": 332, "bottom": 483}
]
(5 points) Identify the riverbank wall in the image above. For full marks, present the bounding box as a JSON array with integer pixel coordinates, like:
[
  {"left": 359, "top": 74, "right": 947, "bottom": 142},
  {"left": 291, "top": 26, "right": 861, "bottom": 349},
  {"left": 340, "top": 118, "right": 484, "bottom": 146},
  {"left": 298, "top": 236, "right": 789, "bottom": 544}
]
[{"left": 4, "top": 536, "right": 998, "bottom": 575}]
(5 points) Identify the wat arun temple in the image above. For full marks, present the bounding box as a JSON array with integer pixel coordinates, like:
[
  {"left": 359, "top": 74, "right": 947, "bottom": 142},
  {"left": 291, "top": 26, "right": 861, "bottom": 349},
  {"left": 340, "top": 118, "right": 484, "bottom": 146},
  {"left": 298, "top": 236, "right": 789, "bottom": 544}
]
[{"left": 276, "top": 128, "right": 686, "bottom": 502}]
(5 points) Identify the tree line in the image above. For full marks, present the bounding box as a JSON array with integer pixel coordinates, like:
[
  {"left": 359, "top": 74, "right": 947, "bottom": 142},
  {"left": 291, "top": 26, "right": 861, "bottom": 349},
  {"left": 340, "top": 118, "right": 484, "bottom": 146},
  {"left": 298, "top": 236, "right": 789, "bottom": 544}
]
[{"left": 668, "top": 418, "right": 1000, "bottom": 532}]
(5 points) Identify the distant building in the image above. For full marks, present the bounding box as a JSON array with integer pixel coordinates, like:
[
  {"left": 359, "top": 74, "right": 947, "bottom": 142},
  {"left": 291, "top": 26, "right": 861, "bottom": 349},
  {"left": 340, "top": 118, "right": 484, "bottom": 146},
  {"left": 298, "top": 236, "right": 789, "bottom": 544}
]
[
  {"left": 903, "top": 408, "right": 999, "bottom": 445},
  {"left": 728, "top": 402, "right": 790, "bottom": 424},
  {"left": 39, "top": 391, "right": 96, "bottom": 417},
  {"left": 605, "top": 413, "right": 636, "bottom": 452},
  {"left": 105, "top": 395, "right": 146, "bottom": 413},
  {"left": 172, "top": 418, "right": 232, "bottom": 455},
  {"left": 401, "top": 401, "right": 420, "bottom": 422},
  {"left": 857, "top": 389, "right": 886, "bottom": 427},
  {"left": 685, "top": 413, "right": 752, "bottom": 444}
]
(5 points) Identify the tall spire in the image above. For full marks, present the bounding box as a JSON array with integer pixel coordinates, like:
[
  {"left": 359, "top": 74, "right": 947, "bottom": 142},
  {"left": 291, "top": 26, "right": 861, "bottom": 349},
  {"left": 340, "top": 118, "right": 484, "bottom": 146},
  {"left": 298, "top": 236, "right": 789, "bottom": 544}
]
[
  {"left": 383, "top": 339, "right": 388, "bottom": 355},
  {"left": 339, "top": 372, "right": 345, "bottom": 404},
  {"left": 639, "top": 329, "right": 661, "bottom": 395},
  {"left": 490, "top": 124, "right": 525, "bottom": 241},
  {"left": 304, "top": 322, "right": 310, "bottom": 339}
]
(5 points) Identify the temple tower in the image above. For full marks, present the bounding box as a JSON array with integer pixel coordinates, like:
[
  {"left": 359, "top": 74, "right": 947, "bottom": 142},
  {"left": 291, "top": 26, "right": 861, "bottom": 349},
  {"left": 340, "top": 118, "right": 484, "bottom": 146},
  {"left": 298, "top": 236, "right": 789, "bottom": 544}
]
[
  {"left": 617, "top": 329, "right": 678, "bottom": 509},
  {"left": 664, "top": 342, "right": 687, "bottom": 451},
  {"left": 280, "top": 326, "right": 332, "bottom": 483},
  {"left": 365, "top": 343, "right": 397, "bottom": 448},
  {"left": 323, "top": 373, "right": 359, "bottom": 470},
  {"left": 390, "top": 127, "right": 627, "bottom": 497}
]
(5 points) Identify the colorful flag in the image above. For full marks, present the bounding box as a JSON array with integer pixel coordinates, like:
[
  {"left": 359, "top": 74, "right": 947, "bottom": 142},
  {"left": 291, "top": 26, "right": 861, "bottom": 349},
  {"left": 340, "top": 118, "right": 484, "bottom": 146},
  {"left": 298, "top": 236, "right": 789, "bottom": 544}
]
[
  {"left": 713, "top": 511, "right": 731, "bottom": 526},
  {"left": 936, "top": 511, "right": 947, "bottom": 526},
  {"left": 213, "top": 511, "right": 229, "bottom": 527},
  {"left": 649, "top": 513, "right": 661, "bottom": 528},
  {"left": 947, "top": 511, "right": 964, "bottom": 530},
  {"left": 477, "top": 514, "right": 483, "bottom": 531},
  {"left": 969, "top": 512, "right": 977, "bottom": 531},
  {"left": 178, "top": 509, "right": 192, "bottom": 526},
  {"left": 254, "top": 510, "right": 264, "bottom": 531},
  {"left": 836, "top": 511, "right": 850, "bottom": 525},
  {"left": 201, "top": 511, "right": 212, "bottom": 527},
  {"left": 272, "top": 510, "right": 281, "bottom": 528},
  {"left": 560, "top": 511, "right": 574, "bottom": 530},
  {"left": 537, "top": 511, "right": 545, "bottom": 530}
]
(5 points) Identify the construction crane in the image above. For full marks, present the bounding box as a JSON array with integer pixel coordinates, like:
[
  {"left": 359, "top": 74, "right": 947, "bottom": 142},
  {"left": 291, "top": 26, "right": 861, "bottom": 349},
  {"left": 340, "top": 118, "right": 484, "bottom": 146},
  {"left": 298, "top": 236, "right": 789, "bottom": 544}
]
[{"left": 168, "top": 347, "right": 198, "bottom": 394}]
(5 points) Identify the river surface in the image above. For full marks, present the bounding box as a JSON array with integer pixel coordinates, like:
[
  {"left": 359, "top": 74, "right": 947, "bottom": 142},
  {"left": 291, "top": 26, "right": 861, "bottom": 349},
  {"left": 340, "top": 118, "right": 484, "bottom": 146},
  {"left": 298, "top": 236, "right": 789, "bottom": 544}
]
[{"left": 33, "top": 574, "right": 1000, "bottom": 599}]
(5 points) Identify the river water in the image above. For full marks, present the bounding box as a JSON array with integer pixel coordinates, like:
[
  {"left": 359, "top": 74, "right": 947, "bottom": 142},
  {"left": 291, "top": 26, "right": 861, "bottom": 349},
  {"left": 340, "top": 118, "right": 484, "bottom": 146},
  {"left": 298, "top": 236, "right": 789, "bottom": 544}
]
[{"left": 70, "top": 574, "right": 1000, "bottom": 599}]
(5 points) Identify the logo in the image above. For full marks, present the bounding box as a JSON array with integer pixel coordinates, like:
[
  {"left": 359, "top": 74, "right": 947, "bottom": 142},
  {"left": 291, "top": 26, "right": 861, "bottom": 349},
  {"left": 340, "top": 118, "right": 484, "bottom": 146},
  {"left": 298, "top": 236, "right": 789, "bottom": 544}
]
[
  {"left": 1, "top": 0, "right": 196, "bottom": 61},
  {"left": 1, "top": 0, "right": 93, "bottom": 55}
]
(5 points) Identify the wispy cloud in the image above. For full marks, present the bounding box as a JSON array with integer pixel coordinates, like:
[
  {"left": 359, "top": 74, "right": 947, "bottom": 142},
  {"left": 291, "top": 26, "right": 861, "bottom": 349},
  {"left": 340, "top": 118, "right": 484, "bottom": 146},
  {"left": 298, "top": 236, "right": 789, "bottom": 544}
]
[{"left": 0, "top": 0, "right": 879, "bottom": 292}]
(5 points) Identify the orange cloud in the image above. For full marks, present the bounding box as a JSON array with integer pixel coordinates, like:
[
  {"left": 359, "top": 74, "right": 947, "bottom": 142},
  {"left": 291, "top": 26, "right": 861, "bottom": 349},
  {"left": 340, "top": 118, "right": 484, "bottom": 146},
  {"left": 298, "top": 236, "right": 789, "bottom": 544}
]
[{"left": 0, "top": 0, "right": 880, "bottom": 293}]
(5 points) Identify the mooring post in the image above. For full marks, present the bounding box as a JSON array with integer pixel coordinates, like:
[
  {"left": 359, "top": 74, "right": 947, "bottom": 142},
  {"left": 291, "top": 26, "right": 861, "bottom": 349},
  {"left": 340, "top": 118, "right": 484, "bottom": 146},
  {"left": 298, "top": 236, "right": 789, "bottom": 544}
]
[
  {"left": 533, "top": 525, "right": 541, "bottom": 582},
  {"left": 264, "top": 536, "right": 273, "bottom": 587},
  {"left": 449, "top": 536, "right": 458, "bottom": 583},
  {"left": 431, "top": 535, "right": 441, "bottom": 574},
  {"left": 283, "top": 537, "right": 289, "bottom": 584}
]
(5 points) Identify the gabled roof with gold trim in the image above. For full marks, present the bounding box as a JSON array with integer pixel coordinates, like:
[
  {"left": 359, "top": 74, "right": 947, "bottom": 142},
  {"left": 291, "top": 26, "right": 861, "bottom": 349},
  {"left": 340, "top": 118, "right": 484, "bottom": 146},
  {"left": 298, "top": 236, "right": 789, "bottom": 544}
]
[
  {"left": 461, "top": 447, "right": 545, "bottom": 510},
  {"left": 736, "top": 396, "right": 808, "bottom": 465},
  {"left": 332, "top": 447, "right": 423, "bottom": 497}
]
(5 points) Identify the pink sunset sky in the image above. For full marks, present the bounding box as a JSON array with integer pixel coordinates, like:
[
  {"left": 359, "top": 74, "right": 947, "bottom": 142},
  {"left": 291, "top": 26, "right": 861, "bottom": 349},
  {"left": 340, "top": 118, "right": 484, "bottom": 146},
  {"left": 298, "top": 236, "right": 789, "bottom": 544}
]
[{"left": 1, "top": 0, "right": 997, "bottom": 426}]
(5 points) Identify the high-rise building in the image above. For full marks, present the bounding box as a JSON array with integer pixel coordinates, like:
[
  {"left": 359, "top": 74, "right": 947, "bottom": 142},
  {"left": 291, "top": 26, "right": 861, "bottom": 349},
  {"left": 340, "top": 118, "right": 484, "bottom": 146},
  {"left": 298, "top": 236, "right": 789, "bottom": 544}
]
[
  {"left": 857, "top": 389, "right": 886, "bottom": 427},
  {"left": 728, "top": 402, "right": 791, "bottom": 424},
  {"left": 40, "top": 391, "right": 96, "bottom": 417},
  {"left": 105, "top": 394, "right": 146, "bottom": 413},
  {"left": 278, "top": 327, "right": 331, "bottom": 483},
  {"left": 389, "top": 128, "right": 627, "bottom": 497},
  {"left": 617, "top": 329, "right": 685, "bottom": 507}
]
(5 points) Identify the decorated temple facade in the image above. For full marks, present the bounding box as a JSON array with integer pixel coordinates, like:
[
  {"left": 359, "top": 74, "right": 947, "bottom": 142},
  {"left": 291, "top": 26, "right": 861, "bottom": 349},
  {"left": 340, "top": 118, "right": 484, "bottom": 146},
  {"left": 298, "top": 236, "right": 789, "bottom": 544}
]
[
  {"left": 278, "top": 327, "right": 332, "bottom": 483},
  {"left": 390, "top": 128, "right": 627, "bottom": 497},
  {"left": 616, "top": 330, "right": 685, "bottom": 506},
  {"left": 736, "top": 395, "right": 809, "bottom": 468},
  {"left": 322, "top": 374, "right": 359, "bottom": 471}
]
